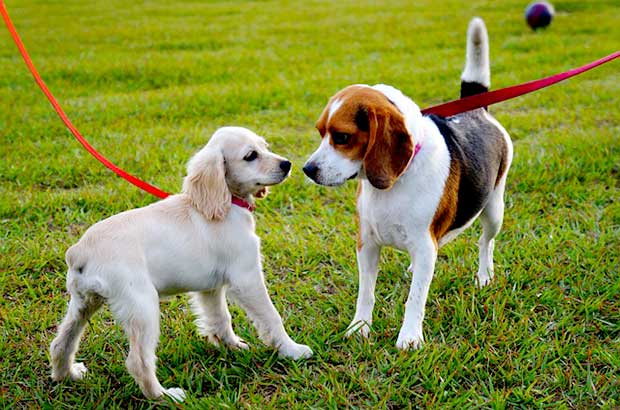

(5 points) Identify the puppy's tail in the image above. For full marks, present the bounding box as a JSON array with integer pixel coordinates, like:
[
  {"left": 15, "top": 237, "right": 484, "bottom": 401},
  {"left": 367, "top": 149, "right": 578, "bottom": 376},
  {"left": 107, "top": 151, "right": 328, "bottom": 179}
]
[
  {"left": 460, "top": 17, "right": 490, "bottom": 98},
  {"left": 65, "top": 244, "right": 107, "bottom": 297}
]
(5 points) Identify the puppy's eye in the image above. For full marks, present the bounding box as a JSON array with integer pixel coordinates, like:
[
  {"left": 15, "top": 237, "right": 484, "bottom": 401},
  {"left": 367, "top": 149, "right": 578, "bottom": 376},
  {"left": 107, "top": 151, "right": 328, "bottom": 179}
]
[
  {"left": 244, "top": 151, "right": 258, "bottom": 161},
  {"left": 332, "top": 132, "right": 351, "bottom": 145}
]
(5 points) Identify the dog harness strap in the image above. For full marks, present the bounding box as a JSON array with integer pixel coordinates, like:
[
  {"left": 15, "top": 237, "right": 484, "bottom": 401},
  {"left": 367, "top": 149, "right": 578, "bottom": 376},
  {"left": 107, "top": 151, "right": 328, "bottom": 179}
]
[
  {"left": 421, "top": 51, "right": 619, "bottom": 117},
  {"left": 231, "top": 196, "right": 255, "bottom": 212}
]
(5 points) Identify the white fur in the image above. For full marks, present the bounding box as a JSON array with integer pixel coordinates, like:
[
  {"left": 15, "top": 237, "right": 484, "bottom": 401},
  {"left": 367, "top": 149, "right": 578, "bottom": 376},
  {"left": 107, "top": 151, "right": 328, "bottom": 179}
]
[
  {"left": 461, "top": 17, "right": 490, "bottom": 87},
  {"left": 347, "top": 91, "right": 452, "bottom": 348},
  {"left": 346, "top": 85, "right": 513, "bottom": 350},
  {"left": 335, "top": 19, "right": 512, "bottom": 350},
  {"left": 50, "top": 127, "right": 311, "bottom": 402},
  {"left": 439, "top": 210, "right": 482, "bottom": 247},
  {"left": 304, "top": 136, "right": 361, "bottom": 186},
  {"left": 371, "top": 84, "right": 425, "bottom": 140},
  {"left": 328, "top": 98, "right": 344, "bottom": 120},
  {"left": 476, "top": 110, "right": 513, "bottom": 287}
]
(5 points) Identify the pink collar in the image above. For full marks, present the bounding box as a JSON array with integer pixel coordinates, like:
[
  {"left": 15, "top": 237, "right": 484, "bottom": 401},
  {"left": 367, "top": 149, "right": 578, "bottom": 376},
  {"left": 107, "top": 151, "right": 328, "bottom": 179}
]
[
  {"left": 413, "top": 142, "right": 421, "bottom": 157},
  {"left": 232, "top": 196, "right": 255, "bottom": 212},
  {"left": 232, "top": 145, "right": 420, "bottom": 212}
]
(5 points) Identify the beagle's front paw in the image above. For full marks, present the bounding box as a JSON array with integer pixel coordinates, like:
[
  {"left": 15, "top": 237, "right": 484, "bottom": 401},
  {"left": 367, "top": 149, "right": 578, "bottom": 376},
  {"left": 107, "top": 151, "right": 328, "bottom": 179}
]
[
  {"left": 395, "top": 330, "right": 424, "bottom": 351},
  {"left": 345, "top": 319, "right": 371, "bottom": 339},
  {"left": 476, "top": 268, "right": 493, "bottom": 288}
]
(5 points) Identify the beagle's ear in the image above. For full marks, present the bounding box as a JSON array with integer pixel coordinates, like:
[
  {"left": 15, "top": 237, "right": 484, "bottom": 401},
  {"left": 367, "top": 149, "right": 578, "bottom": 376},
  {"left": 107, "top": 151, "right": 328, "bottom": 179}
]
[
  {"left": 254, "top": 186, "right": 269, "bottom": 199},
  {"left": 363, "top": 104, "right": 414, "bottom": 190},
  {"left": 182, "top": 148, "right": 231, "bottom": 220}
]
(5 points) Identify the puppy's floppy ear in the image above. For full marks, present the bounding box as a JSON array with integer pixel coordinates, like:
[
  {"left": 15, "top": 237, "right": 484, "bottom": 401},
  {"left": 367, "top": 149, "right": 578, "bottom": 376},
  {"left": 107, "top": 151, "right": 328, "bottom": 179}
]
[
  {"left": 363, "top": 103, "right": 414, "bottom": 190},
  {"left": 182, "top": 147, "right": 231, "bottom": 220},
  {"left": 254, "top": 186, "right": 269, "bottom": 199}
]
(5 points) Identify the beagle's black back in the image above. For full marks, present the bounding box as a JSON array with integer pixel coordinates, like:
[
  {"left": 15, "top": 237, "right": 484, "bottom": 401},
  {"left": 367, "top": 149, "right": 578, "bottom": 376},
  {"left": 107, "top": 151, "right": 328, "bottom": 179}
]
[{"left": 429, "top": 109, "right": 508, "bottom": 230}]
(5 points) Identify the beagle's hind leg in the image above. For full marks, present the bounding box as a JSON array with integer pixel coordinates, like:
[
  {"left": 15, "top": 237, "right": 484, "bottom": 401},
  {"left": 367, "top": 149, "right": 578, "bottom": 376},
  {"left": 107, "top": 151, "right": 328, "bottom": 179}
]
[{"left": 476, "top": 181, "right": 506, "bottom": 288}]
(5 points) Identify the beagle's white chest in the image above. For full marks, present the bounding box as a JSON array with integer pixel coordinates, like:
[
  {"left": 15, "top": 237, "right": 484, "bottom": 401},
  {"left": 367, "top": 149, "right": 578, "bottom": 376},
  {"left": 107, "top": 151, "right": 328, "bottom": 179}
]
[{"left": 358, "top": 185, "right": 413, "bottom": 251}]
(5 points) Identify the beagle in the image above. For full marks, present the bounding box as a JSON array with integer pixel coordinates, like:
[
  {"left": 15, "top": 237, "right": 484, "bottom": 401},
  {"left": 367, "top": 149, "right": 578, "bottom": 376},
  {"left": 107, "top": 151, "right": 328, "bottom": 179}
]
[{"left": 303, "top": 18, "right": 513, "bottom": 350}]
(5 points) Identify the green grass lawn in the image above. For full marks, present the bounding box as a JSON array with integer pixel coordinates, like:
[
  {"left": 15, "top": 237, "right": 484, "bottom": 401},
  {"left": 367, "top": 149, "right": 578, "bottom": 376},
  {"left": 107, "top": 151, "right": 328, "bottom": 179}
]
[{"left": 1, "top": 0, "right": 619, "bottom": 408}]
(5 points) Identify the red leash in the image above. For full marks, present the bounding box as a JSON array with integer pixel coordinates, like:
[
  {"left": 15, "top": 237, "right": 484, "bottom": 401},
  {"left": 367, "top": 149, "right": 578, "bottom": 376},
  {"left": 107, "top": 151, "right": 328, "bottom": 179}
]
[
  {"left": 1, "top": 0, "right": 169, "bottom": 199},
  {"left": 422, "top": 51, "right": 619, "bottom": 117},
  {"left": 2, "top": 2, "right": 618, "bottom": 200}
]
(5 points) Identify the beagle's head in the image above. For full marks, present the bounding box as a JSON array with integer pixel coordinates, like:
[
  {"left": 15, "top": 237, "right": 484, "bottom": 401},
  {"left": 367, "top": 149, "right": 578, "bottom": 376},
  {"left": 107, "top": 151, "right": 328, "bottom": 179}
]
[{"left": 303, "top": 85, "right": 414, "bottom": 190}]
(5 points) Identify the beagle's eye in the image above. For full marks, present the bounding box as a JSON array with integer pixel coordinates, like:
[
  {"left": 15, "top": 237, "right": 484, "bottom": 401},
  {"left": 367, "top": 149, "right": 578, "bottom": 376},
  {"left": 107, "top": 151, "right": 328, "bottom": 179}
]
[
  {"left": 244, "top": 151, "right": 258, "bottom": 161},
  {"left": 331, "top": 132, "right": 351, "bottom": 145}
]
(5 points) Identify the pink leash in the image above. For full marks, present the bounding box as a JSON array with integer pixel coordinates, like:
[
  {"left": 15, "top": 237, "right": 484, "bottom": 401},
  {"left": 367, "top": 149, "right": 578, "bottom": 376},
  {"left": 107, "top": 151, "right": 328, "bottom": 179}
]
[
  {"left": 2, "top": 1, "right": 618, "bottom": 199},
  {"left": 421, "top": 51, "right": 619, "bottom": 117}
]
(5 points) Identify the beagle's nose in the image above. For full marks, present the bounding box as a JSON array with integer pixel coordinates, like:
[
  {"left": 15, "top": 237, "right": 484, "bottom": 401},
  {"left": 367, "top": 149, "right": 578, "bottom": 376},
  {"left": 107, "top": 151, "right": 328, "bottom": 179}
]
[
  {"left": 280, "top": 160, "right": 292, "bottom": 173},
  {"left": 303, "top": 163, "right": 319, "bottom": 180}
]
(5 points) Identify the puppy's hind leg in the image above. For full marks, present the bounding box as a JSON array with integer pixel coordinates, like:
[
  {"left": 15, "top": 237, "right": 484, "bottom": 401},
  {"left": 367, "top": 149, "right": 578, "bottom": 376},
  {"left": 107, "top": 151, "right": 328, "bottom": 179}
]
[
  {"left": 50, "top": 291, "right": 102, "bottom": 381},
  {"left": 110, "top": 285, "right": 185, "bottom": 402},
  {"left": 477, "top": 181, "right": 506, "bottom": 288},
  {"left": 189, "top": 287, "right": 248, "bottom": 350}
]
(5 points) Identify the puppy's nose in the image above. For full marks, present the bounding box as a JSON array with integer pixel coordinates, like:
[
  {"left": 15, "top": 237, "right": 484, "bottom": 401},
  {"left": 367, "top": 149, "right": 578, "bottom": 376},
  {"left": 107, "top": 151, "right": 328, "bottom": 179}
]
[
  {"left": 303, "top": 163, "right": 319, "bottom": 180},
  {"left": 280, "top": 160, "right": 292, "bottom": 173}
]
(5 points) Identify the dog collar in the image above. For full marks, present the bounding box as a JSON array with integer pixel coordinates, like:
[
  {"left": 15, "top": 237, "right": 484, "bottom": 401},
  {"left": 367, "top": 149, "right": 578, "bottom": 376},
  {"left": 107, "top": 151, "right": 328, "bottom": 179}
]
[
  {"left": 413, "top": 142, "right": 421, "bottom": 157},
  {"left": 232, "top": 196, "right": 255, "bottom": 212}
]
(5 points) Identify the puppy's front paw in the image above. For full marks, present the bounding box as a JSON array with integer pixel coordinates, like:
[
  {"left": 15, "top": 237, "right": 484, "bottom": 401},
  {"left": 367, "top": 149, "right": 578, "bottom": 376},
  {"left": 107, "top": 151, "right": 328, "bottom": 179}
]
[
  {"left": 395, "top": 331, "right": 424, "bottom": 351},
  {"left": 69, "top": 362, "right": 88, "bottom": 380},
  {"left": 279, "top": 343, "right": 313, "bottom": 360},
  {"left": 345, "top": 320, "right": 371, "bottom": 338},
  {"left": 163, "top": 387, "right": 186, "bottom": 402},
  {"left": 204, "top": 329, "right": 249, "bottom": 350},
  {"left": 228, "top": 336, "right": 249, "bottom": 350}
]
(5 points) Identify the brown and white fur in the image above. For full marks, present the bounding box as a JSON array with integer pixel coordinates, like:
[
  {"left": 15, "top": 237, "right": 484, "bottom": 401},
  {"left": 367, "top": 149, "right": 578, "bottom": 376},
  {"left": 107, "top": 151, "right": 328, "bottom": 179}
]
[
  {"left": 50, "top": 127, "right": 312, "bottom": 402},
  {"left": 303, "top": 18, "right": 513, "bottom": 350}
]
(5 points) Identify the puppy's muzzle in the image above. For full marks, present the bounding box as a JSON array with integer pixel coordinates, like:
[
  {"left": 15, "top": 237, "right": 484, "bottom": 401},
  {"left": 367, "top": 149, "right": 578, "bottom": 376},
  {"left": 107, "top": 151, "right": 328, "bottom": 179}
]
[{"left": 280, "top": 160, "right": 292, "bottom": 174}]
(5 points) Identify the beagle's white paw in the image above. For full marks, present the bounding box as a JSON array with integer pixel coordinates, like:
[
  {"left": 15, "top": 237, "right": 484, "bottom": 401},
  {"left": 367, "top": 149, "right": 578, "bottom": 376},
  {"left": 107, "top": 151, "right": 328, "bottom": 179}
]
[
  {"left": 395, "top": 331, "right": 424, "bottom": 351},
  {"left": 345, "top": 319, "right": 371, "bottom": 339}
]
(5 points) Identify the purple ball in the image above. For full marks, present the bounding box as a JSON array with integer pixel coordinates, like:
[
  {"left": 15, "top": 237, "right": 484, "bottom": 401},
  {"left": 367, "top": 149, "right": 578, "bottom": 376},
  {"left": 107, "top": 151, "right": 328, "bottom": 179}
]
[{"left": 525, "top": 1, "right": 554, "bottom": 30}]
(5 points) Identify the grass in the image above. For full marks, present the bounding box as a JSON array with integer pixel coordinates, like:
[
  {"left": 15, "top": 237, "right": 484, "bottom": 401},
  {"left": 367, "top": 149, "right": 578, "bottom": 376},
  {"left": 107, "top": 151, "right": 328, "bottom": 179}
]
[{"left": 1, "top": 0, "right": 619, "bottom": 408}]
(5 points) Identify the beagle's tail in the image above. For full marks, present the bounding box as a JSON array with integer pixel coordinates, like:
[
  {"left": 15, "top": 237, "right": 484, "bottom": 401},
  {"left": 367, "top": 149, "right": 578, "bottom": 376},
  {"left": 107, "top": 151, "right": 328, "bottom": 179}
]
[{"left": 460, "top": 17, "right": 490, "bottom": 98}]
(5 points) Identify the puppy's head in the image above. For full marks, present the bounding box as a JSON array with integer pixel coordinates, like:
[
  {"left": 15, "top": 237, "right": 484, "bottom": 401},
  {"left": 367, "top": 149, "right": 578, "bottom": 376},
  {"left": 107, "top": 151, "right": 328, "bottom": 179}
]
[
  {"left": 303, "top": 85, "right": 414, "bottom": 190},
  {"left": 183, "top": 127, "right": 291, "bottom": 220}
]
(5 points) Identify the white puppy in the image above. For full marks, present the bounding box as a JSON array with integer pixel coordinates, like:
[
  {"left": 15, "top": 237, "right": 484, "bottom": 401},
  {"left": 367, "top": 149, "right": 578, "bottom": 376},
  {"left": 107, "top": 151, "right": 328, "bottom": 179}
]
[{"left": 50, "top": 127, "right": 312, "bottom": 402}]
